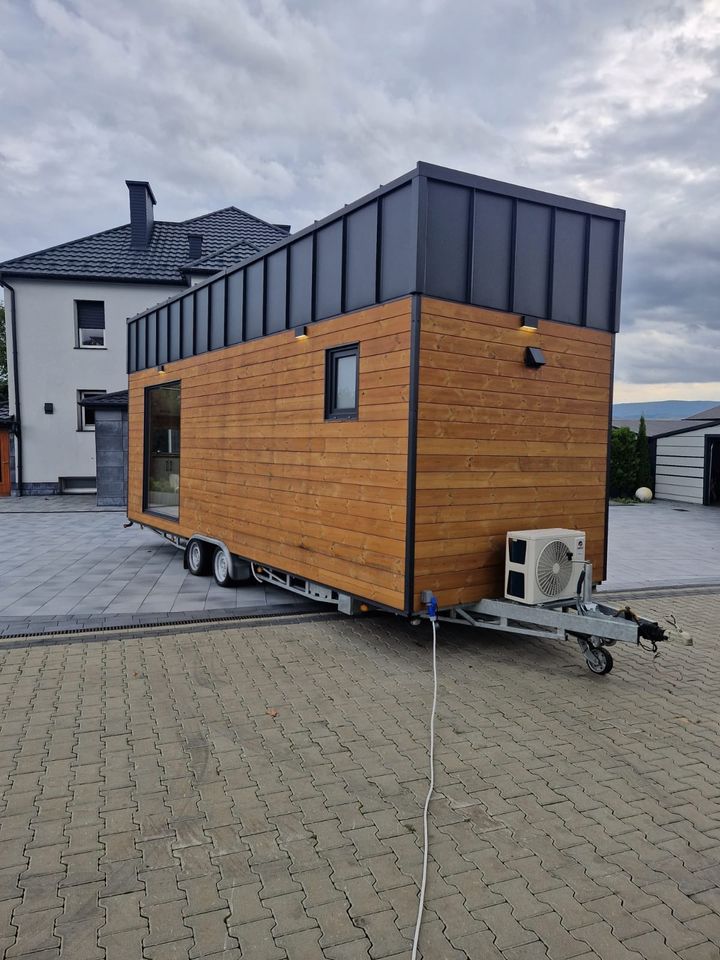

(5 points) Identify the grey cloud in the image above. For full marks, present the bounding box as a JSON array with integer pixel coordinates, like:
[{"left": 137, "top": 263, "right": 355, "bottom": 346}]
[{"left": 0, "top": 0, "right": 718, "bottom": 392}]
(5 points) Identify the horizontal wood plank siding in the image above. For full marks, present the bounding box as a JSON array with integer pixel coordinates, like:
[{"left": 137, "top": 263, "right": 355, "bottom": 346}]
[
  {"left": 128, "top": 299, "right": 412, "bottom": 611},
  {"left": 413, "top": 297, "right": 613, "bottom": 610}
]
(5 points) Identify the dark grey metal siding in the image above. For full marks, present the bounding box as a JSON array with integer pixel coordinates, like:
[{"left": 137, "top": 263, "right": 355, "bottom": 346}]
[
  {"left": 209, "top": 279, "right": 225, "bottom": 349},
  {"left": 128, "top": 162, "right": 625, "bottom": 373}
]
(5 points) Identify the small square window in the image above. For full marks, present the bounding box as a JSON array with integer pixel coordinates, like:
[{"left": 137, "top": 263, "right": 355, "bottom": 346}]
[
  {"left": 76, "top": 300, "right": 105, "bottom": 348},
  {"left": 77, "top": 389, "right": 106, "bottom": 431},
  {"left": 325, "top": 344, "right": 359, "bottom": 420}
]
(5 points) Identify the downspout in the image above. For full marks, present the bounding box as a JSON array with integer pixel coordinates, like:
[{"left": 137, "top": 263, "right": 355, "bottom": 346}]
[{"left": 1, "top": 278, "right": 22, "bottom": 496}]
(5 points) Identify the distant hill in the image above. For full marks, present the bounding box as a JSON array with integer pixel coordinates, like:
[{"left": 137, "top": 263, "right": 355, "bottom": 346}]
[{"left": 612, "top": 400, "right": 720, "bottom": 420}]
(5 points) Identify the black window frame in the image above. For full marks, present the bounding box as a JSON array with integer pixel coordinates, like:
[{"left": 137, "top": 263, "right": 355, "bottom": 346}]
[
  {"left": 325, "top": 343, "right": 359, "bottom": 421},
  {"left": 75, "top": 300, "right": 106, "bottom": 348},
  {"left": 142, "top": 380, "right": 181, "bottom": 522}
]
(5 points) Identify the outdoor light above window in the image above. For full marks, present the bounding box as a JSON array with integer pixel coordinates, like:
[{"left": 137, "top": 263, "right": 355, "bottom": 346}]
[
  {"left": 520, "top": 316, "right": 538, "bottom": 331},
  {"left": 295, "top": 326, "right": 309, "bottom": 339}
]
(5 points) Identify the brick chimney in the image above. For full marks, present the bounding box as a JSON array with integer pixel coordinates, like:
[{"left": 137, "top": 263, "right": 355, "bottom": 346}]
[{"left": 126, "top": 180, "right": 156, "bottom": 249}]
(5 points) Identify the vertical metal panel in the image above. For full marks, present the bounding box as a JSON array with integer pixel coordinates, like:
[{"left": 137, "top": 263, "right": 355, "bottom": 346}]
[
  {"left": 128, "top": 321, "right": 137, "bottom": 372},
  {"left": 137, "top": 316, "right": 146, "bottom": 370},
  {"left": 424, "top": 180, "right": 471, "bottom": 301},
  {"left": 379, "top": 183, "right": 414, "bottom": 300},
  {"left": 265, "top": 249, "right": 288, "bottom": 333},
  {"left": 513, "top": 201, "right": 552, "bottom": 317},
  {"left": 209, "top": 279, "right": 225, "bottom": 349},
  {"left": 586, "top": 218, "right": 616, "bottom": 330},
  {"left": 471, "top": 192, "right": 513, "bottom": 311},
  {"left": 245, "top": 261, "right": 264, "bottom": 339},
  {"left": 315, "top": 221, "right": 343, "bottom": 320},
  {"left": 226, "top": 271, "right": 244, "bottom": 344},
  {"left": 181, "top": 294, "right": 194, "bottom": 358},
  {"left": 146, "top": 312, "right": 157, "bottom": 368},
  {"left": 194, "top": 286, "right": 209, "bottom": 353},
  {"left": 288, "top": 237, "right": 313, "bottom": 327},
  {"left": 157, "top": 307, "right": 169, "bottom": 364},
  {"left": 612, "top": 220, "right": 625, "bottom": 333},
  {"left": 169, "top": 301, "right": 181, "bottom": 361},
  {"left": 345, "top": 202, "right": 378, "bottom": 312},
  {"left": 551, "top": 209, "right": 586, "bottom": 325}
]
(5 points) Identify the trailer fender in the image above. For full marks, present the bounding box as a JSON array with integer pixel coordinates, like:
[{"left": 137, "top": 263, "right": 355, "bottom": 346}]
[{"left": 188, "top": 534, "right": 249, "bottom": 581}]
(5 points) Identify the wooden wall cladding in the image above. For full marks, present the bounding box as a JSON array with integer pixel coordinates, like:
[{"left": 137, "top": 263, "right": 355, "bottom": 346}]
[
  {"left": 128, "top": 298, "right": 413, "bottom": 612},
  {"left": 412, "top": 297, "right": 613, "bottom": 611}
]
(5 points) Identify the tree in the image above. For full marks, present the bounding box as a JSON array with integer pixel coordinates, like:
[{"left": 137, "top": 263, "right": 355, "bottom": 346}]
[
  {"left": 0, "top": 303, "right": 7, "bottom": 405},
  {"left": 609, "top": 427, "right": 639, "bottom": 499},
  {"left": 636, "top": 415, "right": 652, "bottom": 490}
]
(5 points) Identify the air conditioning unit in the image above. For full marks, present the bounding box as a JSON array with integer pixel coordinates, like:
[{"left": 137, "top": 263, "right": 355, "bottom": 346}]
[{"left": 505, "top": 528, "right": 586, "bottom": 605}]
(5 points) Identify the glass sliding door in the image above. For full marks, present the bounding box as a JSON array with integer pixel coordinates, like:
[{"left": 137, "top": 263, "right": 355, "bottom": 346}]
[{"left": 144, "top": 382, "right": 181, "bottom": 519}]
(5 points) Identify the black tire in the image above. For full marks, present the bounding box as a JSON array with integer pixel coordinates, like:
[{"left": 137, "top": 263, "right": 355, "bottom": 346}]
[
  {"left": 212, "top": 547, "right": 236, "bottom": 587},
  {"left": 186, "top": 539, "right": 212, "bottom": 577},
  {"left": 587, "top": 648, "right": 614, "bottom": 675}
]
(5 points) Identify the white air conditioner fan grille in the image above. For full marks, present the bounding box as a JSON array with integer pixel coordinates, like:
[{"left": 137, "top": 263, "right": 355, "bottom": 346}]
[{"left": 535, "top": 539, "right": 574, "bottom": 598}]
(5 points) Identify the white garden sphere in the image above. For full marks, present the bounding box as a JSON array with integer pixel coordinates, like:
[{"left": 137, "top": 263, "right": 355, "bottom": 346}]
[{"left": 635, "top": 487, "right": 653, "bottom": 502}]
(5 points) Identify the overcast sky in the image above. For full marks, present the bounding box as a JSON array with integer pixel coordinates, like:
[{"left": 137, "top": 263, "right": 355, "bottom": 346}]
[{"left": 1, "top": 0, "right": 718, "bottom": 402}]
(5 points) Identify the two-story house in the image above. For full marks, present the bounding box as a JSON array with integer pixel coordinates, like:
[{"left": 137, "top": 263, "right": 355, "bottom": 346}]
[{"left": 0, "top": 181, "right": 289, "bottom": 495}]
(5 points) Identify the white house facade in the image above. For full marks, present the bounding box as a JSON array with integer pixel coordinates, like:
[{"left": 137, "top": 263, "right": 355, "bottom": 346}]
[{"left": 0, "top": 181, "right": 289, "bottom": 495}]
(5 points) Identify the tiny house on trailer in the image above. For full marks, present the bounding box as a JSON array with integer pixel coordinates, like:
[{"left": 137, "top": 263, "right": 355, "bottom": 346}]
[{"left": 126, "top": 162, "right": 624, "bottom": 617}]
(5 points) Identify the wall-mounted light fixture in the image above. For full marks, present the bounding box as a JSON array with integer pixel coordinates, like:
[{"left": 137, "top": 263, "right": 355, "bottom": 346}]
[
  {"left": 520, "top": 316, "right": 538, "bottom": 331},
  {"left": 295, "top": 326, "right": 309, "bottom": 340},
  {"left": 156, "top": 364, "right": 165, "bottom": 373},
  {"left": 525, "top": 346, "right": 546, "bottom": 368},
  {"left": 44, "top": 403, "right": 54, "bottom": 415}
]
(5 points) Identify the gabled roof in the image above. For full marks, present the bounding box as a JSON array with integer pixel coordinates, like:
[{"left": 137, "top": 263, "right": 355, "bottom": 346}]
[
  {"left": 685, "top": 403, "right": 720, "bottom": 421},
  {"left": 0, "top": 207, "right": 289, "bottom": 286},
  {"left": 652, "top": 419, "right": 720, "bottom": 440},
  {"left": 181, "top": 238, "right": 265, "bottom": 277}
]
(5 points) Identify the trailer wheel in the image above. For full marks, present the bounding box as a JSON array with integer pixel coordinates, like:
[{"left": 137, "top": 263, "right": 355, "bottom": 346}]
[
  {"left": 187, "top": 539, "right": 212, "bottom": 576},
  {"left": 586, "top": 648, "right": 613, "bottom": 675},
  {"left": 212, "top": 547, "right": 235, "bottom": 587}
]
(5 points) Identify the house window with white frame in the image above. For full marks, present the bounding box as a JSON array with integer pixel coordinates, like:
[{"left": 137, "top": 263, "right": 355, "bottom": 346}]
[
  {"left": 77, "top": 390, "right": 106, "bottom": 431},
  {"left": 76, "top": 300, "right": 106, "bottom": 347}
]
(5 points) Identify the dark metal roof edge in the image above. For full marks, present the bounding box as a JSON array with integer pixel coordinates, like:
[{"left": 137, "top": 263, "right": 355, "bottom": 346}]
[
  {"left": 0, "top": 270, "right": 185, "bottom": 287},
  {"left": 79, "top": 390, "right": 128, "bottom": 409},
  {"left": 416, "top": 162, "right": 626, "bottom": 221},
  {"left": 650, "top": 419, "right": 720, "bottom": 439},
  {"left": 127, "top": 167, "right": 423, "bottom": 323}
]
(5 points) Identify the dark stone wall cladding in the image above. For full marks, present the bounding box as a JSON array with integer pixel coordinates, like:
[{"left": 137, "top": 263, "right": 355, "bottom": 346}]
[{"left": 95, "top": 409, "right": 128, "bottom": 507}]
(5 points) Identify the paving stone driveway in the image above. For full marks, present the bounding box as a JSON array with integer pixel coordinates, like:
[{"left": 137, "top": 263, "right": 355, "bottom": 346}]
[
  {"left": 1, "top": 590, "right": 719, "bottom": 959},
  {"left": 0, "top": 499, "right": 303, "bottom": 632}
]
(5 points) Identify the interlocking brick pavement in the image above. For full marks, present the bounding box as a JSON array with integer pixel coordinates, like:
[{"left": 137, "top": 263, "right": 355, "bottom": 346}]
[{"left": 1, "top": 590, "right": 719, "bottom": 959}]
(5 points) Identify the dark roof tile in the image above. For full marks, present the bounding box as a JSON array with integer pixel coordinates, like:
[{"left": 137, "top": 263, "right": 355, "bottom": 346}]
[{"left": 0, "top": 207, "right": 288, "bottom": 284}]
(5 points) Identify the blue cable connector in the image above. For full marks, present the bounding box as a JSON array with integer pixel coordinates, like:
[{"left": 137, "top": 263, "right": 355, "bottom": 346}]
[{"left": 420, "top": 589, "right": 438, "bottom": 622}]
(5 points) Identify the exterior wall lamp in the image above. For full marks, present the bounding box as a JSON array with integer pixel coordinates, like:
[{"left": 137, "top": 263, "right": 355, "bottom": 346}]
[
  {"left": 525, "top": 346, "right": 546, "bottom": 368},
  {"left": 295, "top": 326, "right": 309, "bottom": 339}
]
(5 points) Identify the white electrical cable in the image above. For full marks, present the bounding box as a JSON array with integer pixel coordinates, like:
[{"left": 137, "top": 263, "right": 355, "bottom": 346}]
[{"left": 410, "top": 617, "right": 438, "bottom": 960}]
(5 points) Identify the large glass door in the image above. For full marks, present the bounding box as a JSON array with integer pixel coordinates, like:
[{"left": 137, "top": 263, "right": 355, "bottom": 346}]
[{"left": 144, "top": 382, "right": 181, "bottom": 519}]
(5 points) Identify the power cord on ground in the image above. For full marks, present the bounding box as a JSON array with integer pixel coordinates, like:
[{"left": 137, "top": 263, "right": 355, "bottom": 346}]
[{"left": 411, "top": 597, "right": 439, "bottom": 959}]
